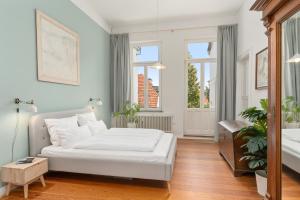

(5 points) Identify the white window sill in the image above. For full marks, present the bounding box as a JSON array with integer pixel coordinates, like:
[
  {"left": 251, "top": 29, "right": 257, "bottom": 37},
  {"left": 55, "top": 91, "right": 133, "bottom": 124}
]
[
  {"left": 139, "top": 110, "right": 163, "bottom": 113},
  {"left": 187, "top": 108, "right": 215, "bottom": 112}
]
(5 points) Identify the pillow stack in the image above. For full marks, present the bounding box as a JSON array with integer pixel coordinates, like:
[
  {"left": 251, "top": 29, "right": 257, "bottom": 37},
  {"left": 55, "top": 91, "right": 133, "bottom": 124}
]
[
  {"left": 76, "top": 112, "right": 107, "bottom": 135},
  {"left": 45, "top": 116, "right": 79, "bottom": 146},
  {"left": 44, "top": 112, "right": 108, "bottom": 147}
]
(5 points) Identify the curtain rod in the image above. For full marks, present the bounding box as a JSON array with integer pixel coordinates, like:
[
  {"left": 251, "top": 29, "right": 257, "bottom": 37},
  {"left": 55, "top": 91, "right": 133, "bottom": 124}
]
[{"left": 114, "top": 23, "right": 237, "bottom": 34}]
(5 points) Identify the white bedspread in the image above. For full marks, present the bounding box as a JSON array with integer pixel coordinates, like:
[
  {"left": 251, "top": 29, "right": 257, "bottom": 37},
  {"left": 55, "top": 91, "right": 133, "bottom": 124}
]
[
  {"left": 41, "top": 133, "right": 174, "bottom": 163},
  {"left": 72, "top": 128, "right": 163, "bottom": 152},
  {"left": 282, "top": 129, "right": 300, "bottom": 155},
  {"left": 282, "top": 129, "right": 300, "bottom": 142}
]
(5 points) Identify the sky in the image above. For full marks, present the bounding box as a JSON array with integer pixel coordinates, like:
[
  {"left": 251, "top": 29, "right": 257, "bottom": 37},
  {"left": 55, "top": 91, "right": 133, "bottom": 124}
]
[{"left": 134, "top": 43, "right": 212, "bottom": 86}]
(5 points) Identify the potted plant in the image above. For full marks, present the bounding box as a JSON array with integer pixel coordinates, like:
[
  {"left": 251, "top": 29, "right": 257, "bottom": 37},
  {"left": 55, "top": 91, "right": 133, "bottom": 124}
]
[
  {"left": 237, "top": 99, "right": 268, "bottom": 196},
  {"left": 114, "top": 102, "right": 141, "bottom": 128},
  {"left": 282, "top": 96, "right": 300, "bottom": 128}
]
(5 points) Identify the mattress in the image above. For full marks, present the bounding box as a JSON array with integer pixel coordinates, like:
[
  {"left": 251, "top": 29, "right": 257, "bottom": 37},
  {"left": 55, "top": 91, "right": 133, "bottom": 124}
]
[{"left": 41, "top": 133, "right": 174, "bottom": 163}]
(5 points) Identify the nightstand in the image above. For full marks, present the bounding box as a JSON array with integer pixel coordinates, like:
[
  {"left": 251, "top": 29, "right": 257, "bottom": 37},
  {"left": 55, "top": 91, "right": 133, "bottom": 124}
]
[{"left": 1, "top": 157, "right": 48, "bottom": 199}]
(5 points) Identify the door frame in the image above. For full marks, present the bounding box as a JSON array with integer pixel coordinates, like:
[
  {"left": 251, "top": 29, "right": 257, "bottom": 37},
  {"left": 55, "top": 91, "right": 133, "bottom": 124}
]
[{"left": 236, "top": 50, "right": 252, "bottom": 120}]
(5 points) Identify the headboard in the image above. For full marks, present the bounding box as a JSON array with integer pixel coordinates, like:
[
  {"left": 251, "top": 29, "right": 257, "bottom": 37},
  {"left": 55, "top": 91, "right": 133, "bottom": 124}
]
[{"left": 29, "top": 108, "right": 90, "bottom": 156}]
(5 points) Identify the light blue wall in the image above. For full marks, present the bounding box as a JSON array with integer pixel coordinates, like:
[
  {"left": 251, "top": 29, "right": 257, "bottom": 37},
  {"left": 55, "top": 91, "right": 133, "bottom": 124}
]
[{"left": 0, "top": 0, "right": 111, "bottom": 185}]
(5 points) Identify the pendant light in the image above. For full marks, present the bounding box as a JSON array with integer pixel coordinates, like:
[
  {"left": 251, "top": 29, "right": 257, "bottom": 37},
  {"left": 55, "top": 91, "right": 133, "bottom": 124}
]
[
  {"left": 151, "top": 0, "right": 166, "bottom": 70},
  {"left": 288, "top": 53, "right": 300, "bottom": 63}
]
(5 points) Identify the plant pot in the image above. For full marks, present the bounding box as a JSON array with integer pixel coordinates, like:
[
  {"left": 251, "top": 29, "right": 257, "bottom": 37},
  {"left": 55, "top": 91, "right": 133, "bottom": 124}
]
[
  {"left": 285, "top": 122, "right": 300, "bottom": 129},
  {"left": 255, "top": 170, "right": 267, "bottom": 197},
  {"left": 127, "top": 122, "right": 136, "bottom": 128}
]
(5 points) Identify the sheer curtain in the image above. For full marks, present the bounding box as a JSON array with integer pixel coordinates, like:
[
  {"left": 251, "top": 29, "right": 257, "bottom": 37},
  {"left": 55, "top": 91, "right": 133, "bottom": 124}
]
[
  {"left": 110, "top": 33, "right": 131, "bottom": 112},
  {"left": 215, "top": 24, "right": 238, "bottom": 141}
]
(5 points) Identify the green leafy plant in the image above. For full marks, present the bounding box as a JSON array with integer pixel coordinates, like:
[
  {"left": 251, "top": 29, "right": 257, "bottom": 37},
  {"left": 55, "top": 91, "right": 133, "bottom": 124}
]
[
  {"left": 187, "top": 63, "right": 200, "bottom": 108},
  {"left": 282, "top": 96, "right": 300, "bottom": 123},
  {"left": 292, "top": 105, "right": 300, "bottom": 122},
  {"left": 113, "top": 101, "right": 141, "bottom": 123},
  {"left": 237, "top": 99, "right": 268, "bottom": 171},
  {"left": 286, "top": 116, "right": 294, "bottom": 123}
]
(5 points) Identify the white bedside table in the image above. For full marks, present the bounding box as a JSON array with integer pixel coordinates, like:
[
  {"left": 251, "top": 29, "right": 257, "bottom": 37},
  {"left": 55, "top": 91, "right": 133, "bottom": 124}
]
[{"left": 1, "top": 157, "right": 48, "bottom": 199}]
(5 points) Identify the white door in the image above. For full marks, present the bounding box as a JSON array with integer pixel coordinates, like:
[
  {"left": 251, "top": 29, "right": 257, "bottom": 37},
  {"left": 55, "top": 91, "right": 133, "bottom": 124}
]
[
  {"left": 183, "top": 41, "right": 217, "bottom": 137},
  {"left": 184, "top": 61, "right": 216, "bottom": 137}
]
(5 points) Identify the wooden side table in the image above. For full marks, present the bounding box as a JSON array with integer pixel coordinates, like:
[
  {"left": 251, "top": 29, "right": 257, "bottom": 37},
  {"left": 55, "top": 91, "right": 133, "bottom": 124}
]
[
  {"left": 1, "top": 157, "right": 48, "bottom": 199},
  {"left": 218, "top": 121, "right": 252, "bottom": 176}
]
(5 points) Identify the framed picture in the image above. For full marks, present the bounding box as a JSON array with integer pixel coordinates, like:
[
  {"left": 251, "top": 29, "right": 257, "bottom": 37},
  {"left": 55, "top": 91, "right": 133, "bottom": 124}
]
[
  {"left": 36, "top": 10, "right": 80, "bottom": 85},
  {"left": 255, "top": 47, "right": 268, "bottom": 89}
]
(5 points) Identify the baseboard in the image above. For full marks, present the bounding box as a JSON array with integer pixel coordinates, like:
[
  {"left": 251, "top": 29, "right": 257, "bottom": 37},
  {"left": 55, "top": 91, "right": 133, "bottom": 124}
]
[
  {"left": 0, "top": 185, "right": 6, "bottom": 198},
  {"left": 179, "top": 136, "right": 215, "bottom": 142}
]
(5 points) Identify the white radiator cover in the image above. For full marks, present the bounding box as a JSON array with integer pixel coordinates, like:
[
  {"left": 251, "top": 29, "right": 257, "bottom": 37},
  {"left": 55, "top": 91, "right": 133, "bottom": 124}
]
[{"left": 111, "top": 114, "right": 173, "bottom": 133}]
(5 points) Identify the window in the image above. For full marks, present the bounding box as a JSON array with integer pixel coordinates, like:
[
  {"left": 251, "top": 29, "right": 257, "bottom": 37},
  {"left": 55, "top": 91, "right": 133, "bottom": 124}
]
[
  {"left": 131, "top": 43, "right": 161, "bottom": 110},
  {"left": 186, "top": 41, "right": 217, "bottom": 109}
]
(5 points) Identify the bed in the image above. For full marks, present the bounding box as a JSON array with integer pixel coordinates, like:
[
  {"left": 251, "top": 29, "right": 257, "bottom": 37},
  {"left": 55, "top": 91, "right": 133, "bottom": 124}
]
[
  {"left": 282, "top": 129, "right": 300, "bottom": 173},
  {"left": 29, "top": 108, "right": 177, "bottom": 182}
]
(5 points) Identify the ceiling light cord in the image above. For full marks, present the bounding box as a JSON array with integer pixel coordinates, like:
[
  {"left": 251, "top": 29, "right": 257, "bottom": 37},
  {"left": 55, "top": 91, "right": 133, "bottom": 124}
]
[
  {"left": 11, "top": 112, "right": 20, "bottom": 162},
  {"left": 156, "top": 0, "right": 159, "bottom": 40}
]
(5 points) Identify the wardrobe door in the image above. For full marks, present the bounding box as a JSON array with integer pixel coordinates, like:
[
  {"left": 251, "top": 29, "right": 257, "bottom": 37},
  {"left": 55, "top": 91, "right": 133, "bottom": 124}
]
[
  {"left": 251, "top": 1, "right": 300, "bottom": 199},
  {"left": 281, "top": 10, "right": 300, "bottom": 200}
]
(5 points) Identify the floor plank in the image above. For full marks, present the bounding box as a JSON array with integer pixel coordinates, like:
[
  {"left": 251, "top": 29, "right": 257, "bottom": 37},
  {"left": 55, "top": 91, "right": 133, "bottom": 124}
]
[
  {"left": 282, "top": 166, "right": 300, "bottom": 200},
  {"left": 2, "top": 139, "right": 264, "bottom": 200}
]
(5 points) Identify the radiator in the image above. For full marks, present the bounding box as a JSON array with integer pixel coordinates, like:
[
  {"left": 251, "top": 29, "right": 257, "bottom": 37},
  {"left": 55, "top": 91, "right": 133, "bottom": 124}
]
[{"left": 112, "top": 114, "right": 173, "bottom": 133}]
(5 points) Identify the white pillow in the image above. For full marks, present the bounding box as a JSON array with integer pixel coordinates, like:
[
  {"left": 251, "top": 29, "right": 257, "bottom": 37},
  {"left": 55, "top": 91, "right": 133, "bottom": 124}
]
[
  {"left": 44, "top": 116, "right": 78, "bottom": 146},
  {"left": 76, "top": 112, "right": 97, "bottom": 126},
  {"left": 56, "top": 126, "right": 92, "bottom": 149},
  {"left": 87, "top": 120, "right": 107, "bottom": 135}
]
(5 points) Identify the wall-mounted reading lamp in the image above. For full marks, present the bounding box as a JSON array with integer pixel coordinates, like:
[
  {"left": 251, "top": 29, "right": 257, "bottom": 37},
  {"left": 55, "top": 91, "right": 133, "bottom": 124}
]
[
  {"left": 88, "top": 98, "right": 103, "bottom": 110},
  {"left": 15, "top": 98, "right": 38, "bottom": 113},
  {"left": 12, "top": 98, "right": 37, "bottom": 162}
]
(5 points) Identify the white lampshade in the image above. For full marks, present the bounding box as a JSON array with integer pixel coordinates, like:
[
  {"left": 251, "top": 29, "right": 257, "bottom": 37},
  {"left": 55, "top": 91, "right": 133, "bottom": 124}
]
[
  {"left": 151, "top": 62, "right": 166, "bottom": 70},
  {"left": 288, "top": 53, "right": 300, "bottom": 63},
  {"left": 89, "top": 98, "right": 103, "bottom": 108},
  {"left": 23, "top": 104, "right": 37, "bottom": 113},
  {"left": 30, "top": 104, "right": 38, "bottom": 113},
  {"left": 96, "top": 100, "right": 103, "bottom": 106}
]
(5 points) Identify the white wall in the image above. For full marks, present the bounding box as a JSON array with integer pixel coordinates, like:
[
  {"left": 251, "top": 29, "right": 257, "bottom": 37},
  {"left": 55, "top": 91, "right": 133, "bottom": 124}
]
[
  {"left": 115, "top": 14, "right": 237, "bottom": 137},
  {"left": 237, "top": 0, "right": 268, "bottom": 110}
]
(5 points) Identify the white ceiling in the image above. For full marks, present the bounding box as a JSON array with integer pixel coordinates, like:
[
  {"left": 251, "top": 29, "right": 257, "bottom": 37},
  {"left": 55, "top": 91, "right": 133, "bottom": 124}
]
[{"left": 88, "top": 0, "right": 244, "bottom": 28}]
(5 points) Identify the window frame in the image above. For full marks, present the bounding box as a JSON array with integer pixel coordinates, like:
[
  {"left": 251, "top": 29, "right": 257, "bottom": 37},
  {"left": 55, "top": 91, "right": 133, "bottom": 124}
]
[
  {"left": 130, "top": 41, "right": 162, "bottom": 112},
  {"left": 184, "top": 39, "right": 217, "bottom": 111}
]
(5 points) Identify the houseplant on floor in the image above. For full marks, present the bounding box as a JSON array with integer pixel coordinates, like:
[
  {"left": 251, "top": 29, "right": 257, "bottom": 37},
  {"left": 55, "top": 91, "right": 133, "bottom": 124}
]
[
  {"left": 237, "top": 99, "right": 268, "bottom": 196},
  {"left": 114, "top": 101, "right": 141, "bottom": 128},
  {"left": 282, "top": 96, "right": 300, "bottom": 128}
]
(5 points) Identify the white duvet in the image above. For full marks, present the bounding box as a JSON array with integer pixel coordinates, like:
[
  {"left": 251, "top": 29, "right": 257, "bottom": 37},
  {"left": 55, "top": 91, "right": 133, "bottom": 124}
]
[
  {"left": 72, "top": 128, "right": 163, "bottom": 152},
  {"left": 282, "top": 129, "right": 300, "bottom": 142},
  {"left": 282, "top": 129, "right": 300, "bottom": 155}
]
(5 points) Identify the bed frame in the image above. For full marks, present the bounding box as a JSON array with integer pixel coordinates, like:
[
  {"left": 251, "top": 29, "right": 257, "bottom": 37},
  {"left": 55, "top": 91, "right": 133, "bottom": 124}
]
[
  {"left": 282, "top": 148, "right": 300, "bottom": 174},
  {"left": 29, "top": 108, "right": 177, "bottom": 183}
]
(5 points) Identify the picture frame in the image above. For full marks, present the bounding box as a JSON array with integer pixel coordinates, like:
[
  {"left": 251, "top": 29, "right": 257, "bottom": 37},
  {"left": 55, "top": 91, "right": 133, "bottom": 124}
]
[
  {"left": 255, "top": 47, "right": 268, "bottom": 90},
  {"left": 36, "top": 10, "right": 80, "bottom": 85}
]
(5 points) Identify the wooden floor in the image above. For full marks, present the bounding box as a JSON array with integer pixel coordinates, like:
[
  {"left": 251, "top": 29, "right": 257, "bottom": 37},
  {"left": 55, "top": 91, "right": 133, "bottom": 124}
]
[
  {"left": 282, "top": 166, "right": 300, "bottom": 200},
  {"left": 2, "top": 139, "right": 264, "bottom": 200}
]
